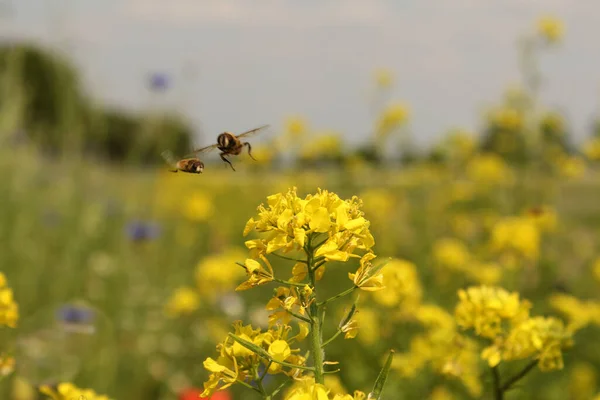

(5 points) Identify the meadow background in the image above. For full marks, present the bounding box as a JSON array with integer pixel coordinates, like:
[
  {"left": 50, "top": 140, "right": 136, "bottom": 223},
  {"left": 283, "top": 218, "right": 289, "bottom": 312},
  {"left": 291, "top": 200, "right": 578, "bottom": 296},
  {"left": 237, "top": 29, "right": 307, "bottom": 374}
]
[{"left": 2, "top": 2, "right": 600, "bottom": 400}]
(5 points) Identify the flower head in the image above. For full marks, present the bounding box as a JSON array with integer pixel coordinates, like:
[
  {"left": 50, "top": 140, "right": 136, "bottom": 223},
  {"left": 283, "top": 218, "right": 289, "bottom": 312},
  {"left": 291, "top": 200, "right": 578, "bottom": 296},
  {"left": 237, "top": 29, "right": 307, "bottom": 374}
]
[
  {"left": 0, "top": 273, "right": 18, "bottom": 328},
  {"left": 537, "top": 15, "right": 564, "bottom": 43}
]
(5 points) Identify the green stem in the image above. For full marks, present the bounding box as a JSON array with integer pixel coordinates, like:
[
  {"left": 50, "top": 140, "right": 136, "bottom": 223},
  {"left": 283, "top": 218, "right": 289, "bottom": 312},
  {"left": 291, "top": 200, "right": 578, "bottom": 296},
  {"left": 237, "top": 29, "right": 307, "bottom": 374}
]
[
  {"left": 321, "top": 329, "right": 343, "bottom": 348},
  {"left": 288, "top": 309, "right": 312, "bottom": 323},
  {"left": 273, "top": 278, "right": 307, "bottom": 287},
  {"left": 272, "top": 252, "right": 308, "bottom": 264},
  {"left": 318, "top": 286, "right": 356, "bottom": 307},
  {"left": 306, "top": 238, "right": 325, "bottom": 384},
  {"left": 500, "top": 360, "right": 538, "bottom": 392},
  {"left": 236, "top": 379, "right": 262, "bottom": 395},
  {"left": 492, "top": 365, "right": 503, "bottom": 400}
]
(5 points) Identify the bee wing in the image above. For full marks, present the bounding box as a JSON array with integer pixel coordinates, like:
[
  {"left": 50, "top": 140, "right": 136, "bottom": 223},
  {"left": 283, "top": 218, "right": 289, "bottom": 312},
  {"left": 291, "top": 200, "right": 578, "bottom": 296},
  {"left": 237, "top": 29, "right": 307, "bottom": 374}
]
[
  {"left": 188, "top": 143, "right": 219, "bottom": 155},
  {"left": 237, "top": 124, "right": 270, "bottom": 139},
  {"left": 161, "top": 150, "right": 177, "bottom": 167}
]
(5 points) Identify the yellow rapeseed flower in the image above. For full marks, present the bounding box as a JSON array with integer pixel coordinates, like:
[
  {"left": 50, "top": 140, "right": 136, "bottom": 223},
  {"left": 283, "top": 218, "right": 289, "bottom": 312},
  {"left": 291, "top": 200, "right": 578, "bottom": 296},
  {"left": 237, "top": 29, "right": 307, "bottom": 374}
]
[
  {"left": 491, "top": 107, "right": 523, "bottom": 131},
  {"left": 376, "top": 103, "right": 410, "bottom": 138},
  {"left": 489, "top": 216, "right": 540, "bottom": 263},
  {"left": 569, "top": 362, "right": 598, "bottom": 400},
  {"left": 466, "top": 154, "right": 513, "bottom": 187},
  {"left": 583, "top": 137, "right": 600, "bottom": 161},
  {"left": 244, "top": 188, "right": 375, "bottom": 274},
  {"left": 548, "top": 293, "right": 600, "bottom": 332},
  {"left": 483, "top": 316, "right": 573, "bottom": 371},
  {"left": 182, "top": 191, "right": 214, "bottom": 222},
  {"left": 0, "top": 273, "right": 18, "bottom": 328},
  {"left": 374, "top": 68, "right": 394, "bottom": 88},
  {"left": 195, "top": 248, "right": 247, "bottom": 300},
  {"left": 371, "top": 259, "right": 422, "bottom": 311},
  {"left": 39, "top": 382, "right": 111, "bottom": 400},
  {"left": 433, "top": 238, "right": 471, "bottom": 271},
  {"left": 455, "top": 285, "right": 531, "bottom": 339},
  {"left": 537, "top": 15, "right": 565, "bottom": 43},
  {"left": 558, "top": 155, "right": 586, "bottom": 179},
  {"left": 348, "top": 253, "right": 385, "bottom": 291},
  {"left": 0, "top": 354, "right": 15, "bottom": 377},
  {"left": 164, "top": 287, "right": 200, "bottom": 317}
]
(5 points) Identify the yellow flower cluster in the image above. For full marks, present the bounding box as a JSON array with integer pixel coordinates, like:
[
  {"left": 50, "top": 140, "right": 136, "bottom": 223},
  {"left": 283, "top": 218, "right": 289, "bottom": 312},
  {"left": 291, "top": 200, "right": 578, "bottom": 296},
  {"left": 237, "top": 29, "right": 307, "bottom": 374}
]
[
  {"left": 466, "top": 154, "right": 513, "bottom": 187},
  {"left": 245, "top": 188, "right": 373, "bottom": 255},
  {"left": 489, "top": 216, "right": 540, "bottom": 265},
  {"left": 583, "top": 137, "right": 600, "bottom": 161},
  {"left": 195, "top": 248, "right": 247, "bottom": 300},
  {"left": 164, "top": 287, "right": 200, "bottom": 317},
  {"left": 375, "top": 103, "right": 410, "bottom": 138},
  {"left": 298, "top": 132, "right": 343, "bottom": 162},
  {"left": 432, "top": 238, "right": 501, "bottom": 285},
  {"left": 371, "top": 259, "right": 422, "bottom": 311},
  {"left": 243, "top": 188, "right": 377, "bottom": 291},
  {"left": 537, "top": 15, "right": 565, "bottom": 43},
  {"left": 455, "top": 285, "right": 531, "bottom": 339},
  {"left": 491, "top": 107, "right": 524, "bottom": 131},
  {"left": 0, "top": 273, "right": 18, "bottom": 328},
  {"left": 39, "top": 382, "right": 111, "bottom": 400},
  {"left": 548, "top": 293, "right": 600, "bottom": 332},
  {"left": 392, "top": 304, "right": 483, "bottom": 397},
  {"left": 201, "top": 321, "right": 307, "bottom": 398},
  {"left": 456, "top": 285, "right": 573, "bottom": 371},
  {"left": 285, "top": 377, "right": 366, "bottom": 400}
]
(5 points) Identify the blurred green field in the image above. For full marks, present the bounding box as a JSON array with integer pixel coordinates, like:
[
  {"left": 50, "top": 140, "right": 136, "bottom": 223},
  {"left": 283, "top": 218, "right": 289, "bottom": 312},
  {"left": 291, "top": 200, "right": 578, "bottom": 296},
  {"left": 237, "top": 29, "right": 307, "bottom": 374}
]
[{"left": 2, "top": 13, "right": 600, "bottom": 400}]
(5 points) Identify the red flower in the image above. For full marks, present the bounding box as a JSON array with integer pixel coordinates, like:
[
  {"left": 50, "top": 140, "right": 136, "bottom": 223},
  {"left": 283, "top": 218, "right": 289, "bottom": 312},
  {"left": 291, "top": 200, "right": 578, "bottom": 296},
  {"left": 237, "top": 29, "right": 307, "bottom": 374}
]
[{"left": 179, "top": 388, "right": 232, "bottom": 400}]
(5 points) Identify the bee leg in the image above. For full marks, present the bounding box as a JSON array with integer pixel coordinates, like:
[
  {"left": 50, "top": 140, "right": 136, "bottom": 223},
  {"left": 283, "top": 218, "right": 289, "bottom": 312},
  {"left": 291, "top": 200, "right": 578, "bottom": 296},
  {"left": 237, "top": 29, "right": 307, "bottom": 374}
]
[
  {"left": 244, "top": 142, "right": 257, "bottom": 161},
  {"left": 221, "top": 153, "right": 236, "bottom": 171},
  {"left": 169, "top": 169, "right": 178, "bottom": 173}
]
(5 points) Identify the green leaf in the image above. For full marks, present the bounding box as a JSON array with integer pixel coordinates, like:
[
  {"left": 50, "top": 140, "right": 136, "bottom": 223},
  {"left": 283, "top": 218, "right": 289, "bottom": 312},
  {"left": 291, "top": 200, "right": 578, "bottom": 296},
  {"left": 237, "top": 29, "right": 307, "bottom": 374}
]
[
  {"left": 229, "top": 333, "right": 271, "bottom": 359},
  {"left": 339, "top": 294, "right": 360, "bottom": 329},
  {"left": 368, "top": 349, "right": 395, "bottom": 400}
]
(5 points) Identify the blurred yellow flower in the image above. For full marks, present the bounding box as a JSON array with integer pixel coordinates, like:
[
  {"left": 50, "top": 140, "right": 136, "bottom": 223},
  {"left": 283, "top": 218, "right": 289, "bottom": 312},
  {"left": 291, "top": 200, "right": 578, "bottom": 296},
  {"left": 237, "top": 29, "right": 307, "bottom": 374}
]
[
  {"left": 490, "top": 216, "right": 540, "bottom": 262},
  {"left": 466, "top": 154, "right": 513, "bottom": 186},
  {"left": 285, "top": 116, "right": 309, "bottom": 138},
  {"left": 0, "top": 272, "right": 18, "bottom": 328},
  {"left": 354, "top": 308, "right": 379, "bottom": 345},
  {"left": 548, "top": 293, "right": 600, "bottom": 332},
  {"left": 537, "top": 15, "right": 565, "bottom": 43},
  {"left": 433, "top": 238, "right": 471, "bottom": 271},
  {"left": 430, "top": 386, "right": 455, "bottom": 400},
  {"left": 491, "top": 107, "right": 523, "bottom": 131},
  {"left": 376, "top": 102, "right": 410, "bottom": 138},
  {"left": 164, "top": 287, "right": 200, "bottom": 317},
  {"left": 371, "top": 258, "right": 422, "bottom": 311},
  {"left": 541, "top": 112, "right": 565, "bottom": 135},
  {"left": 558, "top": 155, "right": 586, "bottom": 178},
  {"left": 524, "top": 205, "right": 558, "bottom": 233},
  {"left": 583, "top": 137, "right": 600, "bottom": 161},
  {"left": 569, "top": 362, "right": 597, "bottom": 400},
  {"left": 39, "top": 382, "right": 111, "bottom": 400},
  {"left": 593, "top": 257, "right": 600, "bottom": 284},
  {"left": 374, "top": 68, "right": 394, "bottom": 88},
  {"left": 182, "top": 191, "right": 214, "bottom": 222},
  {"left": 248, "top": 144, "right": 275, "bottom": 165},
  {"left": 195, "top": 248, "right": 247, "bottom": 301},
  {"left": 0, "top": 354, "right": 15, "bottom": 376},
  {"left": 483, "top": 316, "right": 573, "bottom": 371},
  {"left": 299, "top": 132, "right": 343, "bottom": 162}
]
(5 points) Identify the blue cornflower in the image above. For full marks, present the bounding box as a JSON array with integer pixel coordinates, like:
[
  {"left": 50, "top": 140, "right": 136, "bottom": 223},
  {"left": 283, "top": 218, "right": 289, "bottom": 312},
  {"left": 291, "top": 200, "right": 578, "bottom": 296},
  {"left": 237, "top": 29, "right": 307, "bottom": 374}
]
[
  {"left": 125, "top": 220, "right": 161, "bottom": 242},
  {"left": 56, "top": 305, "right": 96, "bottom": 334},
  {"left": 149, "top": 72, "right": 170, "bottom": 92}
]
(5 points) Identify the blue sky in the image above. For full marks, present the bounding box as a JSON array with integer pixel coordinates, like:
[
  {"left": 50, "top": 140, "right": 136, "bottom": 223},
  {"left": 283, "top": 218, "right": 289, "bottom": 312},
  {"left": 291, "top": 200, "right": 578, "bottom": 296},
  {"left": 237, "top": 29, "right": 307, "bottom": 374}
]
[{"left": 1, "top": 0, "right": 599, "bottom": 149}]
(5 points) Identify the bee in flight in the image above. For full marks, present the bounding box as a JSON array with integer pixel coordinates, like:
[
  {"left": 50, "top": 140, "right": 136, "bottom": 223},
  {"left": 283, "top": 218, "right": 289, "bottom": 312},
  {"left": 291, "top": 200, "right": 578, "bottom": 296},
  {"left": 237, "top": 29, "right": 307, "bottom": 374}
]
[
  {"left": 161, "top": 150, "right": 204, "bottom": 174},
  {"left": 188, "top": 124, "right": 269, "bottom": 171}
]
